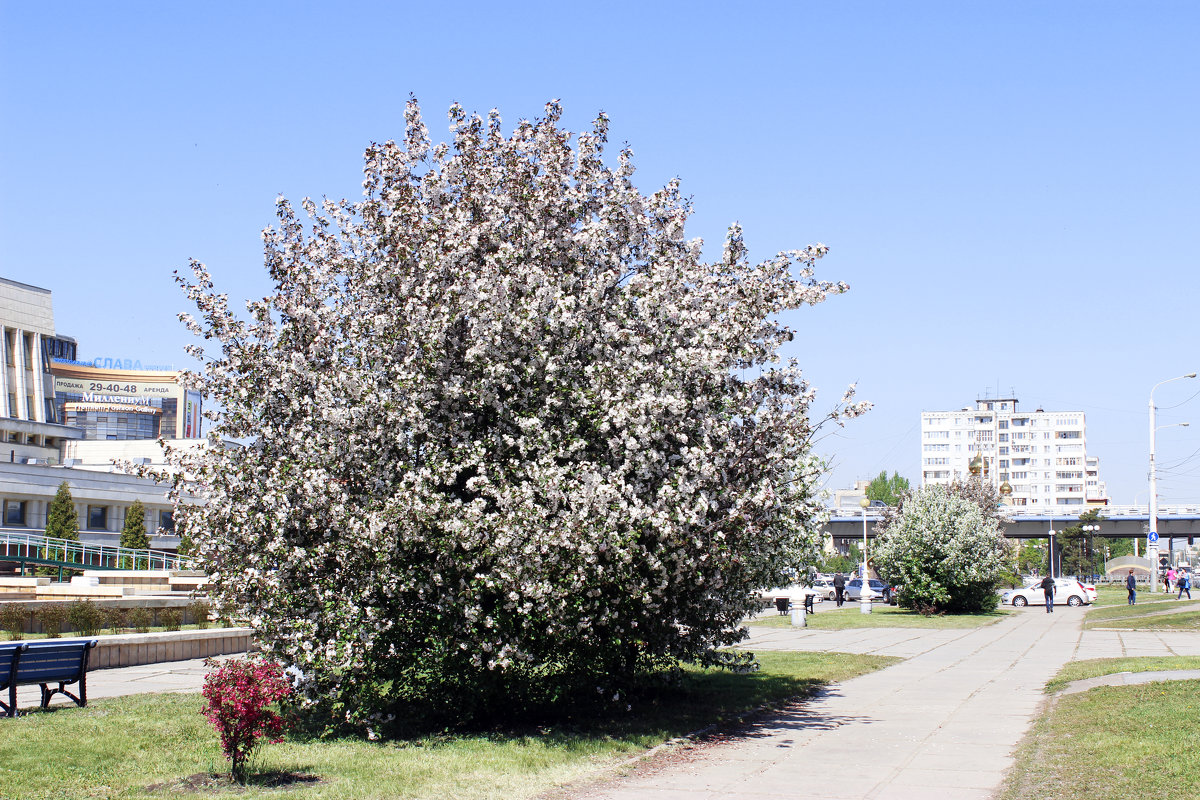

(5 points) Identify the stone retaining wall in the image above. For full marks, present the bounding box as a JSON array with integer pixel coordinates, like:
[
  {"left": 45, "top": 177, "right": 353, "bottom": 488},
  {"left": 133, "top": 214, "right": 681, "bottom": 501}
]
[{"left": 87, "top": 627, "right": 253, "bottom": 669}]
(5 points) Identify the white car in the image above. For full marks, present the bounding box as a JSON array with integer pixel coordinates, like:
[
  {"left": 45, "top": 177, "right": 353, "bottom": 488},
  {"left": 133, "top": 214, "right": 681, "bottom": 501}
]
[
  {"left": 1002, "top": 577, "right": 1092, "bottom": 607},
  {"left": 808, "top": 579, "right": 838, "bottom": 601}
]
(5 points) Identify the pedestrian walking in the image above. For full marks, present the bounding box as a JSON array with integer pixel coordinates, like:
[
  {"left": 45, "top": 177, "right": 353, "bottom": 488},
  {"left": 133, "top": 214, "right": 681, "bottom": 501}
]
[
  {"left": 1040, "top": 574, "right": 1055, "bottom": 613},
  {"left": 833, "top": 572, "right": 846, "bottom": 607},
  {"left": 1177, "top": 571, "right": 1192, "bottom": 600},
  {"left": 1126, "top": 569, "right": 1137, "bottom": 605}
]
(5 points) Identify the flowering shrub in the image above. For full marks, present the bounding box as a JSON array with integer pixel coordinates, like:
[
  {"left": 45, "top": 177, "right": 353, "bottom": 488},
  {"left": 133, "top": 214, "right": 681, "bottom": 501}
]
[
  {"left": 201, "top": 657, "right": 293, "bottom": 781},
  {"left": 159, "top": 99, "right": 867, "bottom": 728},
  {"left": 872, "top": 484, "right": 1012, "bottom": 612}
]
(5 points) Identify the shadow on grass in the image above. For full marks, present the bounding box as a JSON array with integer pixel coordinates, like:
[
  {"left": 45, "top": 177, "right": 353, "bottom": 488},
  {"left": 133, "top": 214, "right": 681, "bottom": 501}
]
[
  {"left": 291, "top": 656, "right": 845, "bottom": 751},
  {"left": 145, "top": 769, "right": 324, "bottom": 794}
]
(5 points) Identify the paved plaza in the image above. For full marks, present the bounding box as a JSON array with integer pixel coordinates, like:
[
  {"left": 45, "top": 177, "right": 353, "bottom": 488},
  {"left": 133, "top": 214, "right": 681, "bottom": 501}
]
[
  {"left": 14, "top": 606, "right": 1200, "bottom": 799},
  {"left": 572, "top": 607, "right": 1200, "bottom": 800}
]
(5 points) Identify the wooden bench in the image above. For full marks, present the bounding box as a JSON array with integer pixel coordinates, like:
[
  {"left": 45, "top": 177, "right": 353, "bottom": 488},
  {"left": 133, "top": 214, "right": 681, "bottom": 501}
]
[{"left": 1, "top": 639, "right": 98, "bottom": 717}]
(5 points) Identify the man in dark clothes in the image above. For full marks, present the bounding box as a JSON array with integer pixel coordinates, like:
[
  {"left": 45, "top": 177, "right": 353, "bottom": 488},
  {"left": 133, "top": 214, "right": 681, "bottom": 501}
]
[
  {"left": 1126, "top": 569, "right": 1137, "bottom": 605},
  {"left": 1040, "top": 574, "right": 1055, "bottom": 613},
  {"left": 833, "top": 573, "right": 846, "bottom": 607}
]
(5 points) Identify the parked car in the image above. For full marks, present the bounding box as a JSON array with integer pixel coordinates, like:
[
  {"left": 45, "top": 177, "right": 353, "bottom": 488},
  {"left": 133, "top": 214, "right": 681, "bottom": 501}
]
[
  {"left": 809, "top": 579, "right": 838, "bottom": 601},
  {"left": 846, "top": 578, "right": 892, "bottom": 602},
  {"left": 1002, "top": 577, "right": 1092, "bottom": 607}
]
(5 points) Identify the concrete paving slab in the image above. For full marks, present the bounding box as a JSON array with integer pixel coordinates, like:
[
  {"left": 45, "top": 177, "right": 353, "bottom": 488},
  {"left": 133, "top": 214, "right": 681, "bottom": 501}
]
[{"left": 574, "top": 608, "right": 1139, "bottom": 800}]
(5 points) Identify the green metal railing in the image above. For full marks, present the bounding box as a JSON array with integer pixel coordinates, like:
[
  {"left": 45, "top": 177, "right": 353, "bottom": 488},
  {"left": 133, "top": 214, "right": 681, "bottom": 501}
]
[{"left": 0, "top": 530, "right": 191, "bottom": 577}]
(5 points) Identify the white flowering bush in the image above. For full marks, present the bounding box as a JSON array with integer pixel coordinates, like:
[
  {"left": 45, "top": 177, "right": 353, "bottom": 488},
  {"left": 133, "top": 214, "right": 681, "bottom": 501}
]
[
  {"left": 163, "top": 99, "right": 867, "bottom": 729},
  {"left": 872, "top": 484, "right": 1011, "bottom": 613}
]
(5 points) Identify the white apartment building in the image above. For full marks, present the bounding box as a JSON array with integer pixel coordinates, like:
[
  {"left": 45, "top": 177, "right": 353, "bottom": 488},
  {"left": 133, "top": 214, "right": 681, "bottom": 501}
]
[{"left": 920, "top": 396, "right": 1108, "bottom": 508}]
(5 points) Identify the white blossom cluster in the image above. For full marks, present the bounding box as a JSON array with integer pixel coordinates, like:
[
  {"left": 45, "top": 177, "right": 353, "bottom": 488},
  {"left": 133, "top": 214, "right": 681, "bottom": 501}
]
[
  {"left": 872, "top": 484, "right": 1013, "bottom": 612},
  {"left": 162, "top": 99, "right": 868, "bottom": 724}
]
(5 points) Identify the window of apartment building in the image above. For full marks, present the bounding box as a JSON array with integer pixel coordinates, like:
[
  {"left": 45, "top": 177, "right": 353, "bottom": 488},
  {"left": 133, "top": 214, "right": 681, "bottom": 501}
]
[
  {"left": 1056, "top": 471, "right": 1083, "bottom": 480},
  {"left": 924, "top": 430, "right": 950, "bottom": 439},
  {"left": 999, "top": 446, "right": 1009, "bottom": 455},
  {"left": 1056, "top": 430, "right": 1082, "bottom": 439},
  {"left": 87, "top": 506, "right": 108, "bottom": 530},
  {"left": 159, "top": 511, "right": 175, "bottom": 533},
  {"left": 998, "top": 420, "right": 1008, "bottom": 429},
  {"left": 22, "top": 334, "right": 33, "bottom": 369},
  {"left": 998, "top": 433, "right": 1008, "bottom": 442},
  {"left": 1012, "top": 471, "right": 1027, "bottom": 479},
  {"left": 976, "top": 430, "right": 993, "bottom": 442},
  {"left": 6, "top": 393, "right": 15, "bottom": 419},
  {"left": 1000, "top": 460, "right": 1009, "bottom": 468},
  {"left": 4, "top": 500, "right": 26, "bottom": 526}
]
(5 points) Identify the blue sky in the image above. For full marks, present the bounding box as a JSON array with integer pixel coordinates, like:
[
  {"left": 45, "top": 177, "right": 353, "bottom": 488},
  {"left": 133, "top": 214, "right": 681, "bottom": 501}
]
[{"left": 2, "top": 1, "right": 1197, "bottom": 504}]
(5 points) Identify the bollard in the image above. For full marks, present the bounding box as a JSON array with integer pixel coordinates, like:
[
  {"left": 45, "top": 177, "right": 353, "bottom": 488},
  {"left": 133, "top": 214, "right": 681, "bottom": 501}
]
[{"left": 790, "top": 600, "right": 806, "bottom": 627}]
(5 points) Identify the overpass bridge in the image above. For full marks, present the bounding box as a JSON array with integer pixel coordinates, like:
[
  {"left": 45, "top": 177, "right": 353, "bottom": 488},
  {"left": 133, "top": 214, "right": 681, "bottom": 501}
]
[{"left": 824, "top": 504, "right": 1200, "bottom": 545}]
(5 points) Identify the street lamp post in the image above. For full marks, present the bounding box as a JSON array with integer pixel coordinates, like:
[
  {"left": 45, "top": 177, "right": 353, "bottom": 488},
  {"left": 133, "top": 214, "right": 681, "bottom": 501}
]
[
  {"left": 1081, "top": 523, "right": 1100, "bottom": 579},
  {"left": 1047, "top": 527, "right": 1056, "bottom": 578},
  {"left": 858, "top": 496, "right": 874, "bottom": 614},
  {"left": 1149, "top": 372, "right": 1195, "bottom": 594}
]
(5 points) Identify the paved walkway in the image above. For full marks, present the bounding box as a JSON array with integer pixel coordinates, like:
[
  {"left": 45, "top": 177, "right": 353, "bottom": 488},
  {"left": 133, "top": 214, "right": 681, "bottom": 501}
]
[
  {"left": 10, "top": 656, "right": 218, "bottom": 712},
  {"left": 572, "top": 607, "right": 1200, "bottom": 800}
]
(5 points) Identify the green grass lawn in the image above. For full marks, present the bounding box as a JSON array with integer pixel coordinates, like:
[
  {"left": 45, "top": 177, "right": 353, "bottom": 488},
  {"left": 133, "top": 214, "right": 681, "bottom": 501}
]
[
  {"left": 1045, "top": 656, "right": 1200, "bottom": 693},
  {"left": 1089, "top": 611, "right": 1200, "bottom": 631},
  {"left": 0, "top": 650, "right": 898, "bottom": 800},
  {"left": 1083, "top": 592, "right": 1200, "bottom": 630},
  {"left": 749, "top": 604, "right": 1009, "bottom": 630},
  {"left": 1000, "top": 676, "right": 1200, "bottom": 799}
]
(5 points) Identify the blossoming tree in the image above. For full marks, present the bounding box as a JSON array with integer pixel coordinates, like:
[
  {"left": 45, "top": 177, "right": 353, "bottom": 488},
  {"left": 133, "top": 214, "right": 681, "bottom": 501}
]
[
  {"left": 871, "top": 483, "right": 1012, "bottom": 613},
  {"left": 166, "top": 99, "right": 867, "bottom": 727}
]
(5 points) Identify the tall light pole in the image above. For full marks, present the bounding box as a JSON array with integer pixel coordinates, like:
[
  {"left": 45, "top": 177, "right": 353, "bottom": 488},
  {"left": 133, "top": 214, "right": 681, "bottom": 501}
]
[
  {"left": 1047, "top": 526, "right": 1056, "bottom": 578},
  {"left": 1081, "top": 522, "right": 1100, "bottom": 578},
  {"left": 1149, "top": 372, "right": 1196, "bottom": 593},
  {"left": 858, "top": 496, "right": 874, "bottom": 614}
]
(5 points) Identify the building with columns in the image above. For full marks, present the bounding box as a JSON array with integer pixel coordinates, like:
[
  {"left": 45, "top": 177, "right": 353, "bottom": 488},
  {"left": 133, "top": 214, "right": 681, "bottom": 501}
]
[
  {"left": 0, "top": 460, "right": 177, "bottom": 547},
  {"left": 0, "top": 277, "right": 192, "bottom": 552},
  {"left": 0, "top": 278, "right": 85, "bottom": 464}
]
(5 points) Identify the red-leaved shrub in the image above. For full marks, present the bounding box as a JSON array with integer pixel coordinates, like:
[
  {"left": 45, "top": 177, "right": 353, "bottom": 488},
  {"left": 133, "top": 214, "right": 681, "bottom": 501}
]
[{"left": 200, "top": 657, "right": 293, "bottom": 781}]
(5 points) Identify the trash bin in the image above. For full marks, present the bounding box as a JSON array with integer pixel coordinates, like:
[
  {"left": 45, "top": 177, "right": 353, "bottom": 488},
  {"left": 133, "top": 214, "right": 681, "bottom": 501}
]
[{"left": 775, "top": 596, "right": 789, "bottom": 615}]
